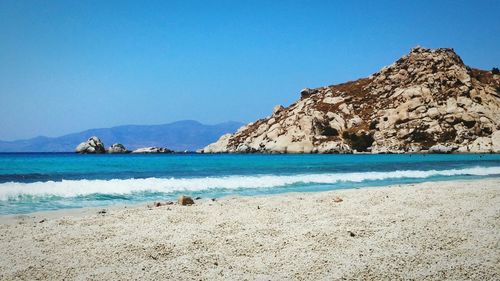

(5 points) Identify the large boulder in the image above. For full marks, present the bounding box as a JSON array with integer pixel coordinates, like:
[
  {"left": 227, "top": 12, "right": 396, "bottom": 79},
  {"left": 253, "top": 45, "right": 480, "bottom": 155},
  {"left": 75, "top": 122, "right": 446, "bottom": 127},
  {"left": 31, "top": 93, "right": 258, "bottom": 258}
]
[
  {"left": 131, "top": 147, "right": 173, "bottom": 154},
  {"left": 75, "top": 136, "right": 105, "bottom": 154},
  {"left": 107, "top": 143, "right": 129, "bottom": 154}
]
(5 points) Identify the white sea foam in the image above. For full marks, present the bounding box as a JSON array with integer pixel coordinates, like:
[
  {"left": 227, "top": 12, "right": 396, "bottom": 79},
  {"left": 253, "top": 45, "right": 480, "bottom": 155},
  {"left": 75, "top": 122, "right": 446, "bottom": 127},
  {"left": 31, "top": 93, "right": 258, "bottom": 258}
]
[{"left": 0, "top": 167, "right": 499, "bottom": 200}]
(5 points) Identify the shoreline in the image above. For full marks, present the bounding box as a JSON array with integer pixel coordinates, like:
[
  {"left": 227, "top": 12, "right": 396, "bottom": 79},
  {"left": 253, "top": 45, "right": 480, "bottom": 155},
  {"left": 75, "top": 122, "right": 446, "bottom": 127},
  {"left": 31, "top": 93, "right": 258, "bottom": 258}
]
[
  {"left": 0, "top": 177, "right": 497, "bottom": 222},
  {"left": 1, "top": 178, "right": 499, "bottom": 279}
]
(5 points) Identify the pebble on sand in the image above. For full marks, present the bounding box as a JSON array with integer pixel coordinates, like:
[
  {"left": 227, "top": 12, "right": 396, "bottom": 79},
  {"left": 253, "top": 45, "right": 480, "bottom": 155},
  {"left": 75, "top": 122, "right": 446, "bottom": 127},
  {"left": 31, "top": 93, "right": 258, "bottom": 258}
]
[{"left": 178, "top": 196, "right": 195, "bottom": 206}]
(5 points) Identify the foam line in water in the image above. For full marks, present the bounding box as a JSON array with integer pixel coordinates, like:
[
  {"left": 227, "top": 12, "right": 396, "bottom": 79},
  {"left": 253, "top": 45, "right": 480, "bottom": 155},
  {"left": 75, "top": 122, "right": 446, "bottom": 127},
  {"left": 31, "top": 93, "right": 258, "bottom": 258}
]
[{"left": 0, "top": 167, "right": 499, "bottom": 200}]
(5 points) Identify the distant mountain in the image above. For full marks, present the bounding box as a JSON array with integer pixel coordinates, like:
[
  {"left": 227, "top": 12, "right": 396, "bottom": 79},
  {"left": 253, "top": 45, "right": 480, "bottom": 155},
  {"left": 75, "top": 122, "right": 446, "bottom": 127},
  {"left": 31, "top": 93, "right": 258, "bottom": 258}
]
[{"left": 0, "top": 120, "right": 244, "bottom": 152}]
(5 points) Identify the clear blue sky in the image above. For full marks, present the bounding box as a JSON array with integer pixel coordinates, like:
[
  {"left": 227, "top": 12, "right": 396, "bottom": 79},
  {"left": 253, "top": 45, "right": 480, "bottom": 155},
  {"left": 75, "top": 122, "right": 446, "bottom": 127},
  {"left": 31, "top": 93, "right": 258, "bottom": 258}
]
[{"left": 0, "top": 0, "right": 499, "bottom": 140}]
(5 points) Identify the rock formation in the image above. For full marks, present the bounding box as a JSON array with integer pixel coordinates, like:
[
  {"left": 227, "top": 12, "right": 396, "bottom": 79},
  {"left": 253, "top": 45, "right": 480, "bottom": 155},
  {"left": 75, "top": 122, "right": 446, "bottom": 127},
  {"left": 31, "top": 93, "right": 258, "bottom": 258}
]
[
  {"left": 202, "top": 47, "right": 500, "bottom": 153},
  {"left": 107, "top": 143, "right": 129, "bottom": 153},
  {"left": 131, "top": 147, "right": 173, "bottom": 154},
  {"left": 75, "top": 136, "right": 106, "bottom": 154}
]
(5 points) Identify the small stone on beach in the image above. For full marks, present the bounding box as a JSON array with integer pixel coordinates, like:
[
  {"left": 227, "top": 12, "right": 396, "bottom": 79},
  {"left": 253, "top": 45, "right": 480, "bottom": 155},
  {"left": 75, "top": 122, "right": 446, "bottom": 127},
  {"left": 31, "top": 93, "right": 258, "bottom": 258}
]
[
  {"left": 178, "top": 195, "right": 194, "bottom": 206},
  {"left": 333, "top": 197, "right": 343, "bottom": 203},
  {"left": 348, "top": 231, "right": 356, "bottom": 237}
]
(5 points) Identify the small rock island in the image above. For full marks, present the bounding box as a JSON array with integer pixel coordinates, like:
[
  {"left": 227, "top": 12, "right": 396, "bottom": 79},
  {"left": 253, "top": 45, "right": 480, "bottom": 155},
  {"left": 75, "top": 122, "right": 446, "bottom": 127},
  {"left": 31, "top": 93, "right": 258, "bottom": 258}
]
[{"left": 75, "top": 136, "right": 173, "bottom": 154}]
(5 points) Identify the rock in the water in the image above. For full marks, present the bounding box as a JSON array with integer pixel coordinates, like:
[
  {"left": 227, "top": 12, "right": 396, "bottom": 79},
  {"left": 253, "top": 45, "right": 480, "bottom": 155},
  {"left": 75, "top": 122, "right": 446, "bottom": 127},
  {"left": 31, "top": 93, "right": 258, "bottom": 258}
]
[
  {"left": 107, "top": 143, "right": 129, "bottom": 153},
  {"left": 131, "top": 147, "right": 173, "bottom": 154},
  {"left": 75, "top": 136, "right": 105, "bottom": 154},
  {"left": 178, "top": 195, "right": 194, "bottom": 206},
  {"left": 203, "top": 47, "right": 500, "bottom": 154}
]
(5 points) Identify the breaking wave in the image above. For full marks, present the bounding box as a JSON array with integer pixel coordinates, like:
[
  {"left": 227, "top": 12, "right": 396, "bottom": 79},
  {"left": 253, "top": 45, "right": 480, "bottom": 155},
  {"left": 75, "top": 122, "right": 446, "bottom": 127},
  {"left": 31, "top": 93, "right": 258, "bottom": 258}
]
[{"left": 0, "top": 166, "right": 499, "bottom": 200}]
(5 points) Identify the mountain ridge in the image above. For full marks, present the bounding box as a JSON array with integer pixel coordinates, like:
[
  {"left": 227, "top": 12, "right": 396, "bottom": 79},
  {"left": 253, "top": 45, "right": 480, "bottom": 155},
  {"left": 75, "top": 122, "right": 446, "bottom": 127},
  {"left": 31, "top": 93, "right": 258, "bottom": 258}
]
[{"left": 0, "top": 120, "right": 243, "bottom": 152}]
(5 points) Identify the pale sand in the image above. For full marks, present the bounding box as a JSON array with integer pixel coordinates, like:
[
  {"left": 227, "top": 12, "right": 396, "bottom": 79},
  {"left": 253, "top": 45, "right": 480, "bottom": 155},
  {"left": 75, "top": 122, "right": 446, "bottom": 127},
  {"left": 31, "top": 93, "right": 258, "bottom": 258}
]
[{"left": 1, "top": 179, "right": 499, "bottom": 280}]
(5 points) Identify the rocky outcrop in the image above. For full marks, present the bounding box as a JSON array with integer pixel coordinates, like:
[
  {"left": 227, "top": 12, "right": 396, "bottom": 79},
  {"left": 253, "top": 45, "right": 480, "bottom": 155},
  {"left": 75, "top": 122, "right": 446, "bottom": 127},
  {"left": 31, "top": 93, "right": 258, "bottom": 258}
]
[
  {"left": 76, "top": 138, "right": 172, "bottom": 154},
  {"left": 75, "top": 136, "right": 106, "bottom": 154},
  {"left": 202, "top": 47, "right": 500, "bottom": 153},
  {"left": 107, "top": 143, "right": 129, "bottom": 153},
  {"left": 200, "top": 134, "right": 232, "bottom": 153},
  {"left": 131, "top": 147, "right": 173, "bottom": 154}
]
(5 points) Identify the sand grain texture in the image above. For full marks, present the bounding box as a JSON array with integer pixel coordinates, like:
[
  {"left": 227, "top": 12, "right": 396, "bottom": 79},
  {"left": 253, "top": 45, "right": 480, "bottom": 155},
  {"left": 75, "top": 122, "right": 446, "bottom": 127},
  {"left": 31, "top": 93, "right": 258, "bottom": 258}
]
[{"left": 1, "top": 179, "right": 499, "bottom": 280}]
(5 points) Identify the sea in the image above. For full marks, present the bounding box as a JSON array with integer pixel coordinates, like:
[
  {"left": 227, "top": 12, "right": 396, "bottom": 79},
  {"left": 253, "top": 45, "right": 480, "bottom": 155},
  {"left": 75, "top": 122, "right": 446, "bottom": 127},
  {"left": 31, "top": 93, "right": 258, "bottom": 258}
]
[{"left": 0, "top": 153, "right": 499, "bottom": 215}]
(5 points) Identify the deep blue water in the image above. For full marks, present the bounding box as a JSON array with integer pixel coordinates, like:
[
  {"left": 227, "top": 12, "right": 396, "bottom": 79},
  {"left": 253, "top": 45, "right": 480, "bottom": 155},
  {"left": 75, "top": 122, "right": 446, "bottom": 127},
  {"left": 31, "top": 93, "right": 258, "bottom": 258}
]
[{"left": 0, "top": 153, "right": 499, "bottom": 214}]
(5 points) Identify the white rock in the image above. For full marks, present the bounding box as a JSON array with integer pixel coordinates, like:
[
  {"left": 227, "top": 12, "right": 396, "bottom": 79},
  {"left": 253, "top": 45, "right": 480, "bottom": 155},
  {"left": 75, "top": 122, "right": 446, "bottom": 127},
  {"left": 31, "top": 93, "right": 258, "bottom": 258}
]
[
  {"left": 201, "top": 134, "right": 233, "bottom": 153},
  {"left": 107, "top": 143, "right": 129, "bottom": 153},
  {"left": 323, "top": 96, "right": 344, "bottom": 104},
  {"left": 468, "top": 137, "right": 492, "bottom": 153},
  {"left": 131, "top": 147, "right": 173, "bottom": 154},
  {"left": 426, "top": 107, "right": 440, "bottom": 118},
  {"left": 429, "top": 144, "right": 453, "bottom": 154},
  {"left": 75, "top": 136, "right": 105, "bottom": 154},
  {"left": 491, "top": 131, "right": 500, "bottom": 153}
]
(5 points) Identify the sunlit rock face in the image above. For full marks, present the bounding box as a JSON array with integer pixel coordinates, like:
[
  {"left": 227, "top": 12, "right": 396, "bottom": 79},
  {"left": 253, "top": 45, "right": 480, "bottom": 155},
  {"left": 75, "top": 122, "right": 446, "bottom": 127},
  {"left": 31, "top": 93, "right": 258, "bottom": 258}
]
[{"left": 202, "top": 47, "right": 500, "bottom": 154}]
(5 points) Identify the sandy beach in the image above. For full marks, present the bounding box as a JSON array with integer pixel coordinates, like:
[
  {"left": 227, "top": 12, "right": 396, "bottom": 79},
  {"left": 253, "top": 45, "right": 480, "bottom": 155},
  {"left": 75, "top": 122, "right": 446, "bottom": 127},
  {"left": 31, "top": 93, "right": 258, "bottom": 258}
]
[{"left": 1, "top": 179, "right": 499, "bottom": 280}]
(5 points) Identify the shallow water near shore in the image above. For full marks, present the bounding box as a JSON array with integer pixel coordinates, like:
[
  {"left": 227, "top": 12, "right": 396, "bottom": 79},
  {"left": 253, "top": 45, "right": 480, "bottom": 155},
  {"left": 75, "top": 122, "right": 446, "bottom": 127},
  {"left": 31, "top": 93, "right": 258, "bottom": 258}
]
[{"left": 0, "top": 153, "right": 499, "bottom": 214}]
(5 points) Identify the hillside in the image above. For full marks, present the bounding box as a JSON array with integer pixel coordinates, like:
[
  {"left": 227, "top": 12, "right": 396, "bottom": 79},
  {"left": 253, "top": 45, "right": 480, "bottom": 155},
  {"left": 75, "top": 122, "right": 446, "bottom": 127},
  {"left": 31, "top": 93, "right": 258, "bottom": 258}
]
[
  {"left": 0, "top": 120, "right": 243, "bottom": 152},
  {"left": 202, "top": 47, "right": 500, "bottom": 153}
]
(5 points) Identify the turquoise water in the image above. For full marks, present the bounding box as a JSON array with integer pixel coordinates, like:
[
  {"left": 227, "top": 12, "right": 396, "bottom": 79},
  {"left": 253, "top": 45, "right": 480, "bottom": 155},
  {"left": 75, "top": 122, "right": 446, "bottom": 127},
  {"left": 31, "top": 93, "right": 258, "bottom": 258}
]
[{"left": 0, "top": 153, "right": 499, "bottom": 214}]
